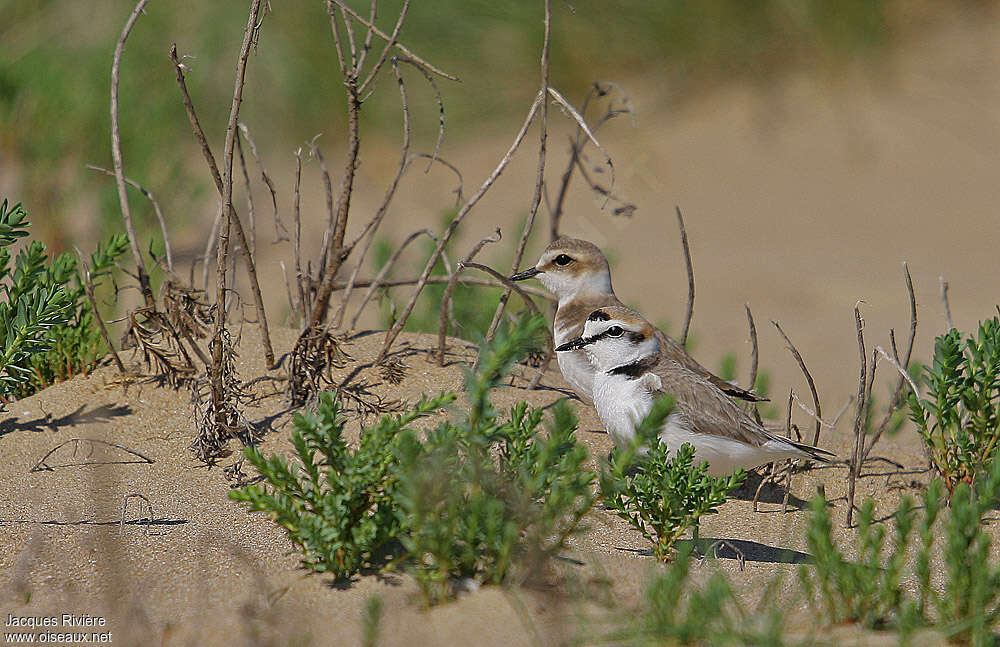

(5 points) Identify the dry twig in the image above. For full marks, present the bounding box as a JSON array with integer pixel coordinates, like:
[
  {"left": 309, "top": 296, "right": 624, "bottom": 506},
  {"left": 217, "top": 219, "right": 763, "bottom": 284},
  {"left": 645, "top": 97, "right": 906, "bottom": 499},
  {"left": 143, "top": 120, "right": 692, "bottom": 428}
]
[
  {"left": 773, "top": 320, "right": 823, "bottom": 447},
  {"left": 111, "top": 0, "right": 156, "bottom": 309},
  {"left": 676, "top": 206, "right": 695, "bottom": 347}
]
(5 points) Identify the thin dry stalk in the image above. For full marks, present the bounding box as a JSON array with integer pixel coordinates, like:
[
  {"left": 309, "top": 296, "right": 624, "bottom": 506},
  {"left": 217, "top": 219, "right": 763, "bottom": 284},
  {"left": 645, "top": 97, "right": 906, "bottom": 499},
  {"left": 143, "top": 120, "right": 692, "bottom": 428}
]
[
  {"left": 238, "top": 122, "right": 285, "bottom": 243},
  {"left": 235, "top": 131, "right": 256, "bottom": 256},
  {"left": 210, "top": 0, "right": 265, "bottom": 441},
  {"left": 547, "top": 82, "right": 634, "bottom": 241},
  {"left": 350, "top": 229, "right": 435, "bottom": 329},
  {"left": 875, "top": 346, "right": 921, "bottom": 399},
  {"left": 862, "top": 263, "right": 918, "bottom": 462},
  {"left": 111, "top": 0, "right": 155, "bottom": 309},
  {"left": 773, "top": 320, "right": 823, "bottom": 447},
  {"left": 546, "top": 86, "right": 615, "bottom": 207},
  {"left": 484, "top": 0, "right": 550, "bottom": 345},
  {"left": 332, "top": 56, "right": 414, "bottom": 329},
  {"left": 847, "top": 303, "right": 873, "bottom": 527},
  {"left": 459, "top": 262, "right": 544, "bottom": 318},
  {"left": 86, "top": 165, "right": 173, "bottom": 272},
  {"left": 311, "top": 139, "right": 336, "bottom": 279},
  {"left": 377, "top": 90, "right": 544, "bottom": 362},
  {"left": 676, "top": 206, "right": 695, "bottom": 347},
  {"left": 77, "top": 253, "right": 125, "bottom": 375},
  {"left": 437, "top": 230, "right": 502, "bottom": 364},
  {"left": 170, "top": 43, "right": 275, "bottom": 368},
  {"left": 291, "top": 147, "right": 309, "bottom": 326},
  {"left": 329, "top": 0, "right": 456, "bottom": 85}
]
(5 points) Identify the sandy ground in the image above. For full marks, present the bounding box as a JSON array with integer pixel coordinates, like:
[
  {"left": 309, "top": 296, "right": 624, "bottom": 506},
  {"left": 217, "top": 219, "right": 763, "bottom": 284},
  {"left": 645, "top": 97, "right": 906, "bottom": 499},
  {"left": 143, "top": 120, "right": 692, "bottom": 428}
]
[
  {"left": 0, "top": 327, "right": 935, "bottom": 646},
  {"left": 3, "top": 7, "right": 1000, "bottom": 646}
]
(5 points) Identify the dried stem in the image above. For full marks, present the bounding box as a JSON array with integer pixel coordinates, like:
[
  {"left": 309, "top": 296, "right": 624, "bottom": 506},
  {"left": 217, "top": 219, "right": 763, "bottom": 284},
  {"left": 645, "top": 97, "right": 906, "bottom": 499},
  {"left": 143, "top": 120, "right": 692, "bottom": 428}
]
[
  {"left": 377, "top": 90, "right": 544, "bottom": 361},
  {"left": 238, "top": 122, "right": 285, "bottom": 243},
  {"left": 458, "top": 263, "right": 543, "bottom": 318},
  {"left": 211, "top": 0, "right": 265, "bottom": 435},
  {"left": 546, "top": 86, "right": 615, "bottom": 207},
  {"left": 773, "top": 320, "right": 823, "bottom": 447},
  {"left": 437, "top": 230, "right": 502, "bottom": 364},
  {"left": 77, "top": 253, "right": 126, "bottom": 375},
  {"left": 862, "top": 262, "right": 918, "bottom": 461},
  {"left": 846, "top": 304, "right": 870, "bottom": 527},
  {"left": 484, "top": 0, "right": 550, "bottom": 345},
  {"left": 292, "top": 148, "right": 308, "bottom": 326},
  {"left": 875, "top": 346, "right": 921, "bottom": 398},
  {"left": 111, "top": 0, "right": 155, "bottom": 309},
  {"left": 329, "top": 0, "right": 456, "bottom": 84},
  {"left": 235, "top": 131, "right": 256, "bottom": 257},
  {"left": 676, "top": 206, "right": 695, "bottom": 347},
  {"left": 350, "top": 229, "right": 434, "bottom": 330},
  {"left": 332, "top": 56, "right": 414, "bottom": 330},
  {"left": 169, "top": 43, "right": 275, "bottom": 368},
  {"left": 85, "top": 165, "right": 173, "bottom": 273}
]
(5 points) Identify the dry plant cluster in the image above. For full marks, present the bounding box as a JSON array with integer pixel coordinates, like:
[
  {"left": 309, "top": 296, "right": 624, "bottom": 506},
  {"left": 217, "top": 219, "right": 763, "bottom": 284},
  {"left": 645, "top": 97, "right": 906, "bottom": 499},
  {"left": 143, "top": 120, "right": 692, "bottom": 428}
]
[
  {"left": 92, "top": 0, "right": 649, "bottom": 473},
  {"left": 85, "top": 0, "right": 943, "bottom": 534}
]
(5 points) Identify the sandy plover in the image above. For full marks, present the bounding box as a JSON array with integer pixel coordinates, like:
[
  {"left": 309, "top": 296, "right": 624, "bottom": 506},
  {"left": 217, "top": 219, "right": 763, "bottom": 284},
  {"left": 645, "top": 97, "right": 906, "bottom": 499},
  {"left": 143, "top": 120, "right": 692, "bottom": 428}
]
[
  {"left": 510, "top": 237, "right": 764, "bottom": 405},
  {"left": 555, "top": 305, "right": 833, "bottom": 476}
]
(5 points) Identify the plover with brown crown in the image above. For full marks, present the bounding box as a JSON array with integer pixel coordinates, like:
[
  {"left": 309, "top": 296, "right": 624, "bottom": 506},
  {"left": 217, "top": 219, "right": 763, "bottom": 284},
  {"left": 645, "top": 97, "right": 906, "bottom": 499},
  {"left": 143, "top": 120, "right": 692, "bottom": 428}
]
[{"left": 510, "top": 237, "right": 765, "bottom": 405}]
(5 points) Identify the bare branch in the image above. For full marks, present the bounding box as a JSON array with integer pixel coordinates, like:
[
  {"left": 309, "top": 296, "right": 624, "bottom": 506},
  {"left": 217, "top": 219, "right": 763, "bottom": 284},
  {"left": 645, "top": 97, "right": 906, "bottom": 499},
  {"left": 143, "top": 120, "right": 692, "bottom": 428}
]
[
  {"left": 77, "top": 251, "right": 126, "bottom": 375},
  {"left": 292, "top": 148, "right": 308, "bottom": 326},
  {"left": 211, "top": 0, "right": 265, "bottom": 436},
  {"left": 875, "top": 346, "right": 921, "bottom": 399},
  {"left": 310, "top": 138, "right": 336, "bottom": 279},
  {"left": 333, "top": 57, "right": 414, "bottom": 329},
  {"left": 377, "top": 90, "right": 544, "bottom": 361},
  {"left": 329, "top": 0, "right": 457, "bottom": 84},
  {"left": 111, "top": 0, "right": 155, "bottom": 309},
  {"left": 847, "top": 303, "right": 869, "bottom": 527},
  {"left": 86, "top": 165, "right": 173, "bottom": 273},
  {"left": 485, "top": 0, "right": 550, "bottom": 345},
  {"left": 547, "top": 86, "right": 615, "bottom": 208},
  {"left": 359, "top": 0, "right": 409, "bottom": 96},
  {"left": 773, "top": 320, "right": 823, "bottom": 447},
  {"left": 459, "top": 262, "right": 543, "bottom": 318},
  {"left": 350, "top": 229, "right": 435, "bottom": 329},
  {"left": 438, "top": 230, "right": 502, "bottom": 364},
  {"left": 863, "top": 262, "right": 918, "bottom": 461},
  {"left": 238, "top": 122, "right": 286, "bottom": 243},
  {"left": 169, "top": 42, "right": 274, "bottom": 367},
  {"left": 676, "top": 206, "right": 695, "bottom": 347}
]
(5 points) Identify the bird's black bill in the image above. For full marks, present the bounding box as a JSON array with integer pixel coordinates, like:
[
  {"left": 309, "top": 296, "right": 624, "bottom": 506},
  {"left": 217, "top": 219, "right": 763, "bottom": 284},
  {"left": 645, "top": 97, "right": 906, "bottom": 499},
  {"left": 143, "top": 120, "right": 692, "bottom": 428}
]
[
  {"left": 555, "top": 336, "right": 592, "bottom": 352},
  {"left": 509, "top": 267, "right": 541, "bottom": 281}
]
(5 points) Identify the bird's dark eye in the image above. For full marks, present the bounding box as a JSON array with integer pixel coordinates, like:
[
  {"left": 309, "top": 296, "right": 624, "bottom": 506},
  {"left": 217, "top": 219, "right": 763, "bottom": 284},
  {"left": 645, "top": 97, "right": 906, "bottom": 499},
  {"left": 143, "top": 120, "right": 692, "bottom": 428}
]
[
  {"left": 607, "top": 326, "right": 624, "bottom": 337},
  {"left": 554, "top": 254, "right": 572, "bottom": 266}
]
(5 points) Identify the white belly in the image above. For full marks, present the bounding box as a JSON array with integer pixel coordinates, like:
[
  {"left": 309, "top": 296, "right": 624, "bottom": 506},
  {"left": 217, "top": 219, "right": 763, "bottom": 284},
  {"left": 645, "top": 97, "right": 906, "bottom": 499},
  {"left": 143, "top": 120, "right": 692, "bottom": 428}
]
[
  {"left": 553, "top": 325, "right": 595, "bottom": 404},
  {"left": 556, "top": 350, "right": 595, "bottom": 403},
  {"left": 592, "top": 373, "right": 801, "bottom": 477}
]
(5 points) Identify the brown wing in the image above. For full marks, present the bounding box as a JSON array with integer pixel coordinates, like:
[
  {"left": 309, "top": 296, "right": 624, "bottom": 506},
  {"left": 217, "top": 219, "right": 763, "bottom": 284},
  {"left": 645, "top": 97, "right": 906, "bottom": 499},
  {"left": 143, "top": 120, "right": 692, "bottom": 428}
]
[
  {"left": 652, "top": 327, "right": 767, "bottom": 403},
  {"left": 651, "top": 360, "right": 772, "bottom": 447}
]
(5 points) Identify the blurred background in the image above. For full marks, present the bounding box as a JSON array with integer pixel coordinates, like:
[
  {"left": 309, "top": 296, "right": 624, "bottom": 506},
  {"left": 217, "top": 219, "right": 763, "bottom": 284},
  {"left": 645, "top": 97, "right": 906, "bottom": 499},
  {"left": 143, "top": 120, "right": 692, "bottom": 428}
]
[{"left": 2, "top": 0, "right": 999, "bottom": 413}]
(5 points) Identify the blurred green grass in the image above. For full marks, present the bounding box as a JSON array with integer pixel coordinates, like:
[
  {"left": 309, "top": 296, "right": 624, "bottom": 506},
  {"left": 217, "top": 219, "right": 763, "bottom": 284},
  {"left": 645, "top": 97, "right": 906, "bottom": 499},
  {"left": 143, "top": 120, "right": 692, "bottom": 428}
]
[{"left": 0, "top": 0, "right": 963, "bottom": 249}]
